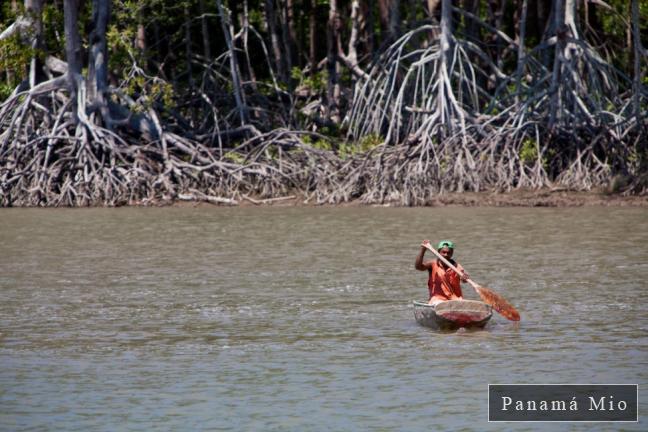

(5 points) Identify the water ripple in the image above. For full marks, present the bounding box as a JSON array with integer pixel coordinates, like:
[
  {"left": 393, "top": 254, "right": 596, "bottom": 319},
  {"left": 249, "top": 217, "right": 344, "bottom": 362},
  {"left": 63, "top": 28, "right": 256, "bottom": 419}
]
[{"left": 1, "top": 207, "right": 647, "bottom": 431}]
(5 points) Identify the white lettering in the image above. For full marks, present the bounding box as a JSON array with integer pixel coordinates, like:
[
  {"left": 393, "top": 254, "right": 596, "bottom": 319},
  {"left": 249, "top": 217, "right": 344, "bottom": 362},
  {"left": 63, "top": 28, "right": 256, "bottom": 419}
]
[
  {"left": 589, "top": 396, "right": 605, "bottom": 411},
  {"left": 589, "top": 396, "right": 625, "bottom": 411},
  {"left": 570, "top": 396, "right": 578, "bottom": 411},
  {"left": 551, "top": 400, "right": 566, "bottom": 410},
  {"left": 501, "top": 396, "right": 512, "bottom": 410}
]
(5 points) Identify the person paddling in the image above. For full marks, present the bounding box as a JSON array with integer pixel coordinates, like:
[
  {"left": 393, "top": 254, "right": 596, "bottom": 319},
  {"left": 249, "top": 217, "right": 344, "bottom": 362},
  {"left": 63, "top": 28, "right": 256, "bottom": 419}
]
[{"left": 415, "top": 240, "right": 469, "bottom": 305}]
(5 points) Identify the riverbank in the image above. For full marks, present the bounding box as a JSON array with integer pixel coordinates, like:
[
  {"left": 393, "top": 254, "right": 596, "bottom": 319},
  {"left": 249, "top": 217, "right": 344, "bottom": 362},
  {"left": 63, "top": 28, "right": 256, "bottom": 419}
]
[{"left": 167, "top": 189, "right": 648, "bottom": 208}]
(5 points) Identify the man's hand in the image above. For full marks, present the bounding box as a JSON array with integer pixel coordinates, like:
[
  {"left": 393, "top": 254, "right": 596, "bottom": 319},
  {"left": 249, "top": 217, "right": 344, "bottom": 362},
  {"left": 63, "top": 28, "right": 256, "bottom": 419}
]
[
  {"left": 460, "top": 271, "right": 470, "bottom": 282},
  {"left": 415, "top": 240, "right": 431, "bottom": 271}
]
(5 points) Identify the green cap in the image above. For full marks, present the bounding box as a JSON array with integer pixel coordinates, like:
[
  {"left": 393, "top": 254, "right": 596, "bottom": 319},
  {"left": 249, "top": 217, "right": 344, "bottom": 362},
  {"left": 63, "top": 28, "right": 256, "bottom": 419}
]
[{"left": 437, "top": 240, "right": 455, "bottom": 249}]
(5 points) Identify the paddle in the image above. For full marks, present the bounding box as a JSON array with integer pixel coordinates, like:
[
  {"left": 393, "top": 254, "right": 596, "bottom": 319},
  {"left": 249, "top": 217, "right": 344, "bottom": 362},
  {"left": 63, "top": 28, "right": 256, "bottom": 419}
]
[{"left": 423, "top": 243, "right": 521, "bottom": 321}]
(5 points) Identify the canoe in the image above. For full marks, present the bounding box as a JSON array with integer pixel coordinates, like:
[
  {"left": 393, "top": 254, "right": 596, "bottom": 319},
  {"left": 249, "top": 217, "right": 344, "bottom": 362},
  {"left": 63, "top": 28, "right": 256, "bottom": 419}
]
[{"left": 412, "top": 299, "right": 492, "bottom": 330}]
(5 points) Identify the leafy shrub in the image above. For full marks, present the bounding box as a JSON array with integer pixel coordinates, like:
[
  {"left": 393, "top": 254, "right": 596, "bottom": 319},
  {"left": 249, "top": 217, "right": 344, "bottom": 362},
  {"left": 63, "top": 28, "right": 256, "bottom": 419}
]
[{"left": 519, "top": 138, "right": 538, "bottom": 165}]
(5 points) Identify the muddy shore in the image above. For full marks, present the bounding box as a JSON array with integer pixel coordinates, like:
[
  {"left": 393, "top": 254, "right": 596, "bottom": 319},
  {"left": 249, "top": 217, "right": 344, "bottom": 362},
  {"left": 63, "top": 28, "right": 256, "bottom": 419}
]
[{"left": 167, "top": 189, "right": 648, "bottom": 208}]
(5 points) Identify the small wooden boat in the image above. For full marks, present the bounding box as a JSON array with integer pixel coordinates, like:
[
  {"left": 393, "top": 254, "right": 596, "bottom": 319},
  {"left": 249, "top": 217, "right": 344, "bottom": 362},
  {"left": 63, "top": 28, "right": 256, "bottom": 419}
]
[{"left": 413, "top": 299, "right": 492, "bottom": 330}]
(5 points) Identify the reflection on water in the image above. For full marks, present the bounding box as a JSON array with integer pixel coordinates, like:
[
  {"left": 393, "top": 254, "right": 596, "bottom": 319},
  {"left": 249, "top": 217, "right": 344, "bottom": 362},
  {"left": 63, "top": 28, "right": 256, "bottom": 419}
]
[{"left": 1, "top": 207, "right": 647, "bottom": 431}]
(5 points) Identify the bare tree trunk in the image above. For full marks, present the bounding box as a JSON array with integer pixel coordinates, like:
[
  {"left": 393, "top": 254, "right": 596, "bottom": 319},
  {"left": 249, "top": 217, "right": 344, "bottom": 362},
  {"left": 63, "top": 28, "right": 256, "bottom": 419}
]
[
  {"left": 136, "top": 22, "right": 146, "bottom": 53},
  {"left": 357, "top": 1, "right": 373, "bottom": 57},
  {"left": 135, "top": 3, "right": 146, "bottom": 56},
  {"left": 64, "top": 0, "right": 83, "bottom": 123},
  {"left": 530, "top": 0, "right": 551, "bottom": 49},
  {"left": 241, "top": 0, "right": 258, "bottom": 87},
  {"left": 562, "top": 0, "right": 578, "bottom": 122},
  {"left": 25, "top": 0, "right": 45, "bottom": 88},
  {"left": 487, "top": 0, "right": 507, "bottom": 72},
  {"left": 309, "top": 0, "right": 317, "bottom": 75},
  {"left": 338, "top": 0, "right": 369, "bottom": 80},
  {"left": 631, "top": 0, "right": 644, "bottom": 128},
  {"left": 295, "top": 0, "right": 305, "bottom": 69},
  {"left": 439, "top": 0, "right": 457, "bottom": 135},
  {"left": 407, "top": 0, "right": 417, "bottom": 26},
  {"left": 541, "top": 0, "right": 558, "bottom": 67},
  {"left": 183, "top": 4, "right": 196, "bottom": 125},
  {"left": 286, "top": 0, "right": 297, "bottom": 67},
  {"left": 216, "top": 0, "right": 248, "bottom": 125},
  {"left": 153, "top": 19, "right": 161, "bottom": 69},
  {"left": 183, "top": 5, "right": 194, "bottom": 93},
  {"left": 280, "top": 0, "right": 294, "bottom": 86},
  {"left": 4, "top": 1, "right": 19, "bottom": 86},
  {"left": 564, "top": 0, "right": 578, "bottom": 38},
  {"left": 378, "top": 0, "right": 400, "bottom": 43},
  {"left": 426, "top": 0, "right": 441, "bottom": 19},
  {"left": 462, "top": 0, "right": 483, "bottom": 102},
  {"left": 440, "top": 0, "right": 453, "bottom": 73},
  {"left": 425, "top": 0, "right": 441, "bottom": 44},
  {"left": 389, "top": 0, "right": 401, "bottom": 41},
  {"left": 88, "top": 0, "right": 110, "bottom": 106},
  {"left": 548, "top": 0, "right": 565, "bottom": 129},
  {"left": 515, "top": 0, "right": 528, "bottom": 104},
  {"left": 199, "top": 0, "right": 211, "bottom": 60},
  {"left": 326, "top": 0, "right": 340, "bottom": 121},
  {"left": 463, "top": 0, "right": 480, "bottom": 43},
  {"left": 378, "top": 0, "right": 389, "bottom": 35},
  {"left": 265, "top": 0, "right": 288, "bottom": 83}
]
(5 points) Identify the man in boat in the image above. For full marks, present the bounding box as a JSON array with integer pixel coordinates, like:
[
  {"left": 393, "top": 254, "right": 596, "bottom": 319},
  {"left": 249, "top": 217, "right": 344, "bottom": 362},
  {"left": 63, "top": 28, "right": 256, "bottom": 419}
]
[{"left": 415, "top": 240, "right": 469, "bottom": 305}]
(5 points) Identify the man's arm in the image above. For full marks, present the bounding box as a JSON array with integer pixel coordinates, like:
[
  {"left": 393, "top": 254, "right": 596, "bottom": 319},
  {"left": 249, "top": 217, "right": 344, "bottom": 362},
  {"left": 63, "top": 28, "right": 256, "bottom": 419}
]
[
  {"left": 415, "top": 240, "right": 433, "bottom": 271},
  {"left": 456, "top": 263, "right": 470, "bottom": 282}
]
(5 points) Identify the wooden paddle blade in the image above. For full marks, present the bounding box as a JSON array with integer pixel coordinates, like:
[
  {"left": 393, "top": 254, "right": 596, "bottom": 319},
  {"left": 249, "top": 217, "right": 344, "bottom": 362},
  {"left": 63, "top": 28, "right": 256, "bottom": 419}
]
[{"left": 474, "top": 285, "right": 521, "bottom": 321}]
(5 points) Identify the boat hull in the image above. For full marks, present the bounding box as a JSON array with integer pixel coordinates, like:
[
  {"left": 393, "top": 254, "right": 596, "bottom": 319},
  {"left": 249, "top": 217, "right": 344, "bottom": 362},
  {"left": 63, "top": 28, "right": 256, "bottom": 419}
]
[{"left": 413, "top": 299, "right": 492, "bottom": 330}]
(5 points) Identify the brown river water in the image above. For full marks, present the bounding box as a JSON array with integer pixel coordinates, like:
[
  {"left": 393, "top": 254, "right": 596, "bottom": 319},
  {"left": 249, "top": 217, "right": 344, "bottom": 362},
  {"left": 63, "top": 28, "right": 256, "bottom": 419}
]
[{"left": 1, "top": 206, "right": 647, "bottom": 431}]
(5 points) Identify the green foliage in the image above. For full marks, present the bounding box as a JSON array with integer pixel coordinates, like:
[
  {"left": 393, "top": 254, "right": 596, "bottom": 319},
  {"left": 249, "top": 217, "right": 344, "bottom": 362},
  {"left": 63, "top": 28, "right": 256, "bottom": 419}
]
[
  {"left": 339, "top": 67, "right": 352, "bottom": 86},
  {"left": 42, "top": 4, "right": 64, "bottom": 54},
  {"left": 317, "top": 124, "right": 340, "bottom": 138},
  {"left": 123, "top": 74, "right": 174, "bottom": 112},
  {"left": 107, "top": 3, "right": 175, "bottom": 112},
  {"left": 290, "top": 67, "right": 302, "bottom": 81},
  {"left": 291, "top": 67, "right": 328, "bottom": 94},
  {"left": 338, "top": 134, "right": 383, "bottom": 159},
  {"left": 595, "top": 0, "right": 646, "bottom": 72},
  {"left": 265, "top": 147, "right": 279, "bottom": 160},
  {"left": 600, "top": 0, "right": 633, "bottom": 38},
  {"left": 153, "top": 81, "right": 175, "bottom": 108},
  {"left": 107, "top": 23, "right": 136, "bottom": 76},
  {"left": 358, "top": 133, "right": 383, "bottom": 151},
  {"left": 224, "top": 151, "right": 245, "bottom": 164},
  {"left": 0, "top": 34, "right": 34, "bottom": 84},
  {"left": 0, "top": 2, "right": 36, "bottom": 89},
  {"left": 0, "top": 82, "right": 13, "bottom": 100},
  {"left": 302, "top": 135, "right": 332, "bottom": 151},
  {"left": 519, "top": 138, "right": 538, "bottom": 165},
  {"left": 302, "top": 130, "right": 382, "bottom": 159},
  {"left": 312, "top": 139, "right": 332, "bottom": 151},
  {"left": 248, "top": 8, "right": 264, "bottom": 28}
]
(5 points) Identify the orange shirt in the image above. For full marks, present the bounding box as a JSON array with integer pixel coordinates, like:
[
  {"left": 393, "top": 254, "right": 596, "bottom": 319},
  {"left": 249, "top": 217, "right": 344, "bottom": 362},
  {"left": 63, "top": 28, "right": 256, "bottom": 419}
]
[{"left": 428, "top": 260, "right": 464, "bottom": 301}]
